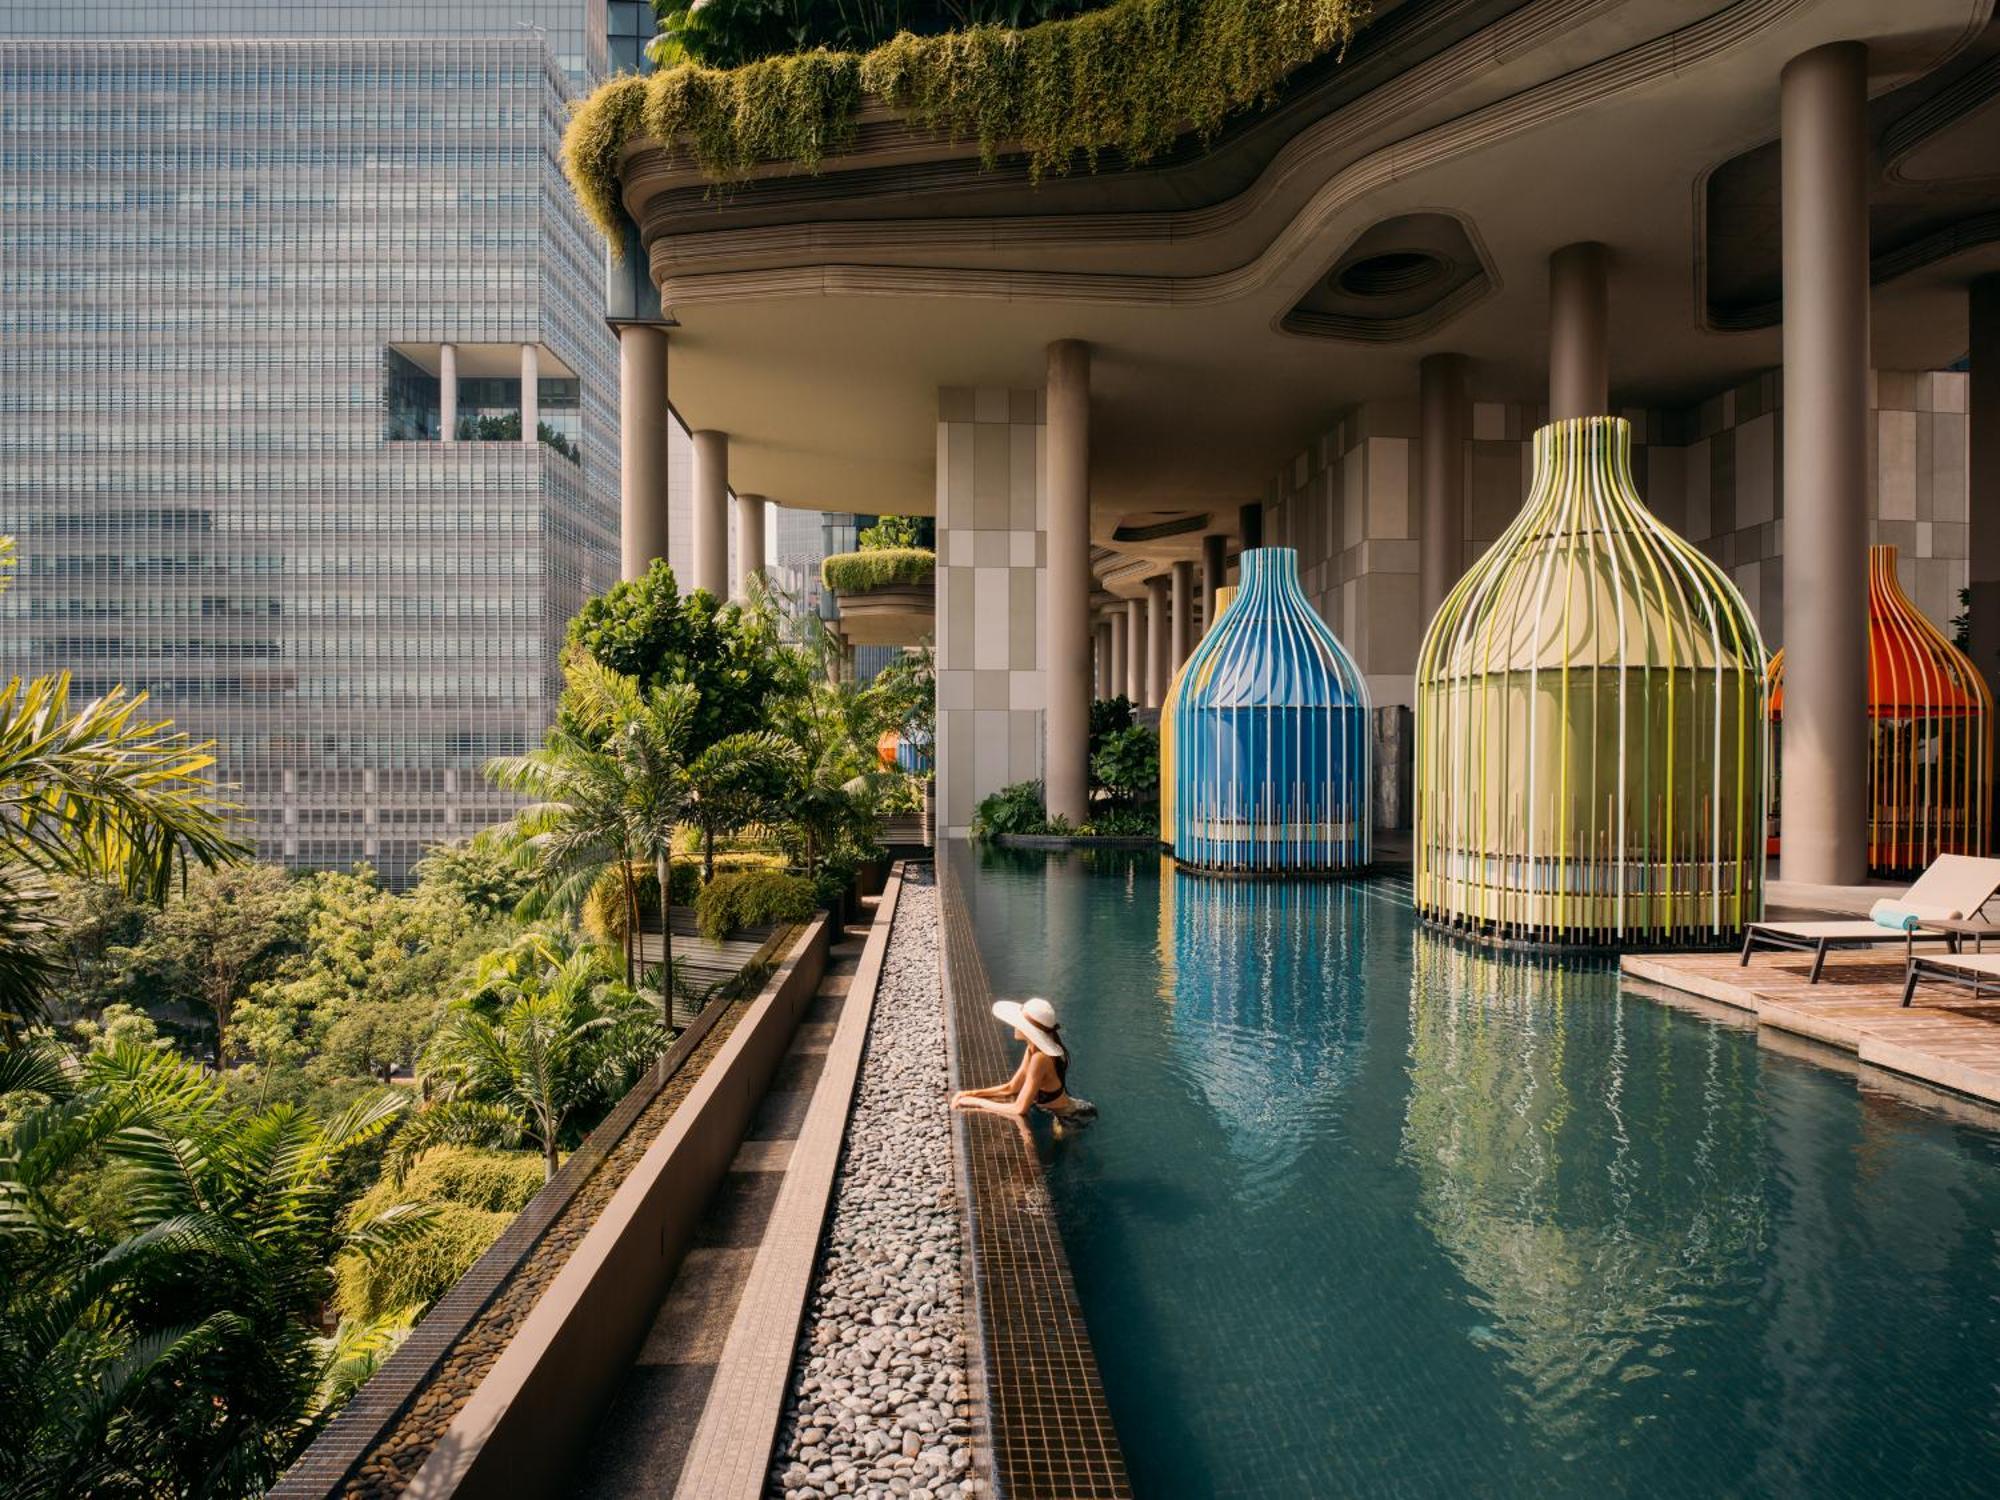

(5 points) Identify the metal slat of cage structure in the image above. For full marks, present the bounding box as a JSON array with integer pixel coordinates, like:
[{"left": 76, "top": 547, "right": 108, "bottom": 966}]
[
  {"left": 1167, "top": 548, "right": 1370, "bottom": 876},
  {"left": 1414, "top": 417, "right": 1769, "bottom": 945},
  {"left": 1767, "top": 545, "right": 1992, "bottom": 875}
]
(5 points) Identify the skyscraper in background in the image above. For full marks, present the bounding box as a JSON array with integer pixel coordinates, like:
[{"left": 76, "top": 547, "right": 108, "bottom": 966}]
[{"left": 0, "top": 0, "right": 638, "bottom": 883}]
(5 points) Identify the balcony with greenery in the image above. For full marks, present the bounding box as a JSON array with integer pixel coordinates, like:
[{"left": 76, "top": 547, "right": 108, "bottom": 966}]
[{"left": 565, "top": 0, "right": 1371, "bottom": 242}]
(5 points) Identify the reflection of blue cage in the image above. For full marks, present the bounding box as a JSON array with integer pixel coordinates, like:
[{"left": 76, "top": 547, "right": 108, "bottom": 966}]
[
  {"left": 897, "top": 724, "right": 933, "bottom": 775},
  {"left": 1170, "top": 547, "right": 1371, "bottom": 874}
]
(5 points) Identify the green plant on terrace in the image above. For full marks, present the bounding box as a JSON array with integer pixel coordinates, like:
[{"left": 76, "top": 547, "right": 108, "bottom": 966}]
[
  {"left": 857, "top": 513, "right": 924, "bottom": 550},
  {"left": 821, "top": 547, "right": 936, "bottom": 593},
  {"left": 565, "top": 0, "right": 1371, "bottom": 243}
]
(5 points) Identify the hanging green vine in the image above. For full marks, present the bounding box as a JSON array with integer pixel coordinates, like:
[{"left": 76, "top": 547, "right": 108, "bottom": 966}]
[{"left": 565, "top": 0, "right": 1370, "bottom": 244}]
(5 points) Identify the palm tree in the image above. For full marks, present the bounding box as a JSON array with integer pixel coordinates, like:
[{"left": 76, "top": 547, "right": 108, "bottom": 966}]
[
  {"left": 397, "top": 934, "right": 665, "bottom": 1180},
  {"left": 487, "top": 658, "right": 647, "bottom": 987},
  {"left": 0, "top": 536, "right": 249, "bottom": 1037},
  {"left": 0, "top": 1041, "right": 426, "bottom": 1496},
  {"left": 683, "top": 730, "right": 793, "bottom": 882},
  {"left": 611, "top": 680, "right": 702, "bottom": 1015}
]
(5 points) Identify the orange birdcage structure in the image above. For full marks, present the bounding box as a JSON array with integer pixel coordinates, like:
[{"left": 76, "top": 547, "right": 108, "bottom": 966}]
[{"left": 1769, "top": 545, "right": 1993, "bottom": 874}]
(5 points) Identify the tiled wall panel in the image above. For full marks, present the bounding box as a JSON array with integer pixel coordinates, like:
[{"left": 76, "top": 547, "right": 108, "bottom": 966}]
[{"left": 935, "top": 387, "right": 1046, "bottom": 836}]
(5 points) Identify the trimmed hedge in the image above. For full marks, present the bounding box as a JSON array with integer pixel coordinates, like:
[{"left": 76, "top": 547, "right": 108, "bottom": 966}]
[
  {"left": 563, "top": 0, "right": 1370, "bottom": 243},
  {"left": 821, "top": 547, "right": 936, "bottom": 593},
  {"left": 696, "top": 870, "right": 820, "bottom": 940}
]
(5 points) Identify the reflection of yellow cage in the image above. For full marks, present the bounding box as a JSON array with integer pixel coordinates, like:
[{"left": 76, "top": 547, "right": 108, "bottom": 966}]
[
  {"left": 1415, "top": 417, "right": 1769, "bottom": 945},
  {"left": 1767, "top": 546, "right": 1992, "bottom": 875}
]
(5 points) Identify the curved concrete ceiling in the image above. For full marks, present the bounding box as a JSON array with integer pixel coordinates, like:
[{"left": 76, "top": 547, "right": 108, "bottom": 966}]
[{"left": 620, "top": 0, "right": 1992, "bottom": 569}]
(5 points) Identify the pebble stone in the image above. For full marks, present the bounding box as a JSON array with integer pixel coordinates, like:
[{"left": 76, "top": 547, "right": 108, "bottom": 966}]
[{"left": 768, "top": 871, "right": 979, "bottom": 1499}]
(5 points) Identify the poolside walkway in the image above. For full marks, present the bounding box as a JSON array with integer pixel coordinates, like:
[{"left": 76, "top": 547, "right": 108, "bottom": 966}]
[{"left": 1623, "top": 948, "right": 2000, "bottom": 1106}]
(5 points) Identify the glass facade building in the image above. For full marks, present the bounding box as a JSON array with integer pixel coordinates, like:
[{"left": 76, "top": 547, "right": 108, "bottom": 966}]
[{"left": 0, "top": 1, "right": 627, "bottom": 883}]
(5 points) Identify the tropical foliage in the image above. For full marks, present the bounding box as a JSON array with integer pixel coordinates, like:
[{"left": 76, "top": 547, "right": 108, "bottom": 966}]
[
  {"left": 396, "top": 933, "right": 666, "bottom": 1180},
  {"left": 0, "top": 543, "right": 925, "bottom": 1496},
  {"left": 0, "top": 1043, "right": 423, "bottom": 1497},
  {"left": 566, "top": 0, "right": 1371, "bottom": 241}
]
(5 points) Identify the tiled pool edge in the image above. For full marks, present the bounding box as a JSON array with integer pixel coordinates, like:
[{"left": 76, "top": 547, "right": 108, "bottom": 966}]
[{"left": 938, "top": 850, "right": 1134, "bottom": 1500}]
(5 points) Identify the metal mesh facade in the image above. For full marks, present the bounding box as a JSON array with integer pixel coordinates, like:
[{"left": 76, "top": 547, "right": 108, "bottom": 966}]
[
  {"left": 0, "top": 5, "right": 620, "bottom": 884},
  {"left": 1415, "top": 417, "right": 1769, "bottom": 945}
]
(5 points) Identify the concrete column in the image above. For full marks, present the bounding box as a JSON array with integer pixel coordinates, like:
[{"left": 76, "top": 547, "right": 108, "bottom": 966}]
[
  {"left": 1170, "top": 560, "right": 1194, "bottom": 671},
  {"left": 1109, "top": 608, "right": 1129, "bottom": 702},
  {"left": 1970, "top": 276, "right": 2000, "bottom": 711},
  {"left": 520, "top": 343, "right": 540, "bottom": 444},
  {"left": 1780, "top": 41, "right": 1871, "bottom": 886},
  {"left": 1125, "top": 597, "right": 1147, "bottom": 703},
  {"left": 691, "top": 428, "right": 729, "bottom": 597},
  {"left": 735, "top": 493, "right": 767, "bottom": 599},
  {"left": 1419, "top": 353, "right": 1469, "bottom": 618},
  {"left": 1238, "top": 501, "right": 1264, "bottom": 550},
  {"left": 618, "top": 325, "right": 672, "bottom": 580},
  {"left": 1201, "top": 532, "right": 1226, "bottom": 634},
  {"left": 439, "top": 342, "right": 458, "bottom": 443},
  {"left": 1548, "top": 242, "right": 1609, "bottom": 420},
  {"left": 1045, "top": 339, "right": 1093, "bottom": 826},
  {"left": 1146, "top": 574, "right": 1170, "bottom": 708},
  {"left": 1094, "top": 621, "right": 1113, "bottom": 699}
]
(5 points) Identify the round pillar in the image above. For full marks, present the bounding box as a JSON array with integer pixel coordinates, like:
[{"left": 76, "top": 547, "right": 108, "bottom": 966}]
[
  {"left": 1126, "top": 597, "right": 1147, "bottom": 703},
  {"left": 1201, "top": 533, "right": 1226, "bottom": 636},
  {"left": 1046, "top": 340, "right": 1093, "bottom": 826},
  {"left": 439, "top": 342, "right": 459, "bottom": 444},
  {"left": 1780, "top": 41, "right": 1871, "bottom": 886},
  {"left": 1549, "top": 242, "right": 1609, "bottom": 421},
  {"left": 1238, "top": 502, "right": 1264, "bottom": 550},
  {"left": 618, "top": 325, "right": 672, "bottom": 581},
  {"left": 1109, "top": 608, "right": 1129, "bottom": 701},
  {"left": 1146, "top": 574, "right": 1170, "bottom": 708},
  {"left": 520, "top": 343, "right": 540, "bottom": 445},
  {"left": 1969, "top": 276, "right": 2000, "bottom": 718},
  {"left": 735, "top": 493, "right": 767, "bottom": 599},
  {"left": 1419, "top": 353, "right": 1469, "bottom": 618},
  {"left": 691, "top": 428, "right": 729, "bottom": 597},
  {"left": 1170, "top": 560, "right": 1194, "bottom": 672},
  {"left": 1095, "top": 620, "right": 1113, "bottom": 699}
]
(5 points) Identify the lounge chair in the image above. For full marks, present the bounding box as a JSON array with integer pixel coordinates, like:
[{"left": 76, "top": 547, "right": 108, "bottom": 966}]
[
  {"left": 1899, "top": 952, "right": 2000, "bottom": 1008},
  {"left": 1738, "top": 854, "right": 2000, "bottom": 982}
]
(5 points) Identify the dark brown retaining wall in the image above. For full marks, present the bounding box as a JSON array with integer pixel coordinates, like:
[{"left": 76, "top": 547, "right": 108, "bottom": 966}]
[{"left": 392, "top": 914, "right": 832, "bottom": 1498}]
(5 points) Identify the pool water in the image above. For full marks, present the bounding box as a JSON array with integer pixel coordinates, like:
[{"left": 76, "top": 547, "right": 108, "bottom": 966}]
[{"left": 948, "top": 844, "right": 2000, "bottom": 1499}]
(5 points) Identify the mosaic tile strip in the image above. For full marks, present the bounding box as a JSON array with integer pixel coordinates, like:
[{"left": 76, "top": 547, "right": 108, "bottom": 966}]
[{"left": 939, "top": 848, "right": 1133, "bottom": 1499}]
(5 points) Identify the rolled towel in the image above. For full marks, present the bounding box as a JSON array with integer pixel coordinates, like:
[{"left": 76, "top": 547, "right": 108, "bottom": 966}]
[{"left": 1870, "top": 898, "right": 1961, "bottom": 931}]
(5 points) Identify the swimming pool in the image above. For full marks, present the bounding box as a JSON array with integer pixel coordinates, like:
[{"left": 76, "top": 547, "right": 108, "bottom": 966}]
[{"left": 947, "top": 843, "right": 2000, "bottom": 1499}]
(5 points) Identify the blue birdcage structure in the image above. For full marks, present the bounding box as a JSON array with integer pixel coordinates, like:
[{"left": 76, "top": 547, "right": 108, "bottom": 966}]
[{"left": 1168, "top": 547, "right": 1372, "bottom": 874}]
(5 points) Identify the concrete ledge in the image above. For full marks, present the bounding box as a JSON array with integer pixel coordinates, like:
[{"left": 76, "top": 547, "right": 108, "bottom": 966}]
[
  {"left": 670, "top": 862, "right": 908, "bottom": 1498},
  {"left": 404, "top": 915, "right": 834, "bottom": 1500}
]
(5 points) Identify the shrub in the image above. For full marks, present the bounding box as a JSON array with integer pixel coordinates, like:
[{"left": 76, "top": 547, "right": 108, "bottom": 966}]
[
  {"left": 697, "top": 870, "right": 819, "bottom": 940},
  {"left": 332, "top": 1147, "right": 545, "bottom": 1320},
  {"left": 970, "top": 779, "right": 1048, "bottom": 838},
  {"left": 582, "top": 861, "right": 703, "bottom": 944},
  {"left": 1092, "top": 724, "right": 1160, "bottom": 805},
  {"left": 859, "top": 514, "right": 925, "bottom": 550},
  {"left": 563, "top": 0, "right": 1370, "bottom": 242},
  {"left": 1090, "top": 695, "right": 1135, "bottom": 744},
  {"left": 821, "top": 548, "right": 936, "bottom": 593},
  {"left": 1080, "top": 806, "right": 1158, "bottom": 837}
]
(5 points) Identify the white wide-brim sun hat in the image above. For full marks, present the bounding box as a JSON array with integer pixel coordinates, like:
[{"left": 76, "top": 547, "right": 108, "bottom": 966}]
[{"left": 991, "top": 996, "right": 1063, "bottom": 1055}]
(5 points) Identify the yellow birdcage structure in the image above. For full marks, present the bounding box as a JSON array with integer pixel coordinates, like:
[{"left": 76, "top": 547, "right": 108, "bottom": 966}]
[{"left": 1414, "top": 416, "right": 1769, "bottom": 945}]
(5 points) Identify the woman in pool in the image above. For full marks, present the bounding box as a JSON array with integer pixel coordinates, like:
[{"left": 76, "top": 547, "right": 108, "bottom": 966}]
[{"left": 951, "top": 997, "right": 1095, "bottom": 1121}]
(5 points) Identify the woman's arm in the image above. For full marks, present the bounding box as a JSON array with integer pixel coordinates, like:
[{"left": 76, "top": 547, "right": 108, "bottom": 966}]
[
  {"left": 952, "top": 1052, "right": 1028, "bottom": 1104},
  {"left": 955, "top": 1055, "right": 1049, "bottom": 1118}
]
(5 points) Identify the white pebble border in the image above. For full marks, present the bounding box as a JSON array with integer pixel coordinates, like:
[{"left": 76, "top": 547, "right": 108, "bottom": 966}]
[{"left": 768, "top": 870, "right": 980, "bottom": 1500}]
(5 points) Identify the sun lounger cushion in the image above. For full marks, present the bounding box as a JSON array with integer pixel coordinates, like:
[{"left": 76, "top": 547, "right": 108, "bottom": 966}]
[{"left": 1921, "top": 953, "right": 2000, "bottom": 978}]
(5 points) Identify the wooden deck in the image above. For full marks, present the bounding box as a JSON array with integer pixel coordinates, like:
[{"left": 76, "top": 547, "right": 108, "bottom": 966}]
[
  {"left": 1623, "top": 947, "right": 2000, "bottom": 1108},
  {"left": 634, "top": 909, "right": 787, "bottom": 1023}
]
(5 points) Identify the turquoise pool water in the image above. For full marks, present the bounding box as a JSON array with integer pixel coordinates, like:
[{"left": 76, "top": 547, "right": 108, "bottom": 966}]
[{"left": 948, "top": 844, "right": 2000, "bottom": 1499}]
